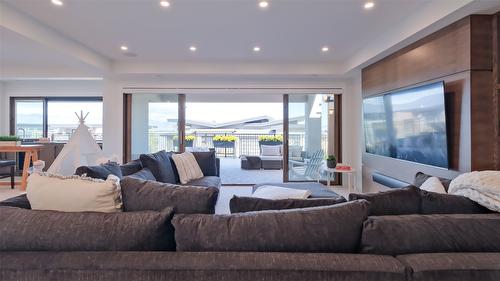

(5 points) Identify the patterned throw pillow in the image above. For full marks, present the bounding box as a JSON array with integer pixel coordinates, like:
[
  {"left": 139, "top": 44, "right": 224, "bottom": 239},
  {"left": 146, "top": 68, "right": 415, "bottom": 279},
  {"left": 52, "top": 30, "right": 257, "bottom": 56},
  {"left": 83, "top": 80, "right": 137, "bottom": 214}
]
[{"left": 171, "top": 152, "right": 204, "bottom": 184}]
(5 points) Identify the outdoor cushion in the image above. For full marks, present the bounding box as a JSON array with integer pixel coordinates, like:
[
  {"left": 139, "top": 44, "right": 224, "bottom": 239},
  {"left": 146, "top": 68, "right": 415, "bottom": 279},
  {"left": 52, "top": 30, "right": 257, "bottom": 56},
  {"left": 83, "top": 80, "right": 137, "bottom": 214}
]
[
  {"left": 0, "top": 194, "right": 31, "bottom": 209},
  {"left": 261, "top": 145, "right": 281, "bottom": 156},
  {"left": 27, "top": 173, "right": 122, "bottom": 213},
  {"left": 230, "top": 196, "right": 346, "bottom": 213},
  {"left": 349, "top": 186, "right": 421, "bottom": 215},
  {"left": 120, "top": 177, "right": 218, "bottom": 214},
  {"left": 0, "top": 207, "right": 175, "bottom": 251},
  {"left": 253, "top": 182, "right": 344, "bottom": 199},
  {"left": 125, "top": 168, "right": 156, "bottom": 181},
  {"left": 0, "top": 252, "right": 407, "bottom": 281},
  {"left": 252, "top": 185, "right": 311, "bottom": 199},
  {"left": 259, "top": 155, "right": 283, "bottom": 161},
  {"left": 140, "top": 150, "right": 177, "bottom": 184},
  {"left": 75, "top": 161, "right": 123, "bottom": 180},
  {"left": 172, "top": 200, "right": 370, "bottom": 253},
  {"left": 185, "top": 176, "right": 221, "bottom": 189},
  {"left": 396, "top": 253, "right": 500, "bottom": 281},
  {"left": 361, "top": 213, "right": 500, "bottom": 255},
  {"left": 419, "top": 189, "right": 492, "bottom": 214}
]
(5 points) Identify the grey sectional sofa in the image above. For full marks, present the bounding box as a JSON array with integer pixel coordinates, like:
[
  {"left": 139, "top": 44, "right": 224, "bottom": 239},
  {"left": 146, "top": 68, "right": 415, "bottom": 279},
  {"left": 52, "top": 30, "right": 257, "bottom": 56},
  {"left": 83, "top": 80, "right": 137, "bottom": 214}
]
[{"left": 0, "top": 172, "right": 499, "bottom": 281}]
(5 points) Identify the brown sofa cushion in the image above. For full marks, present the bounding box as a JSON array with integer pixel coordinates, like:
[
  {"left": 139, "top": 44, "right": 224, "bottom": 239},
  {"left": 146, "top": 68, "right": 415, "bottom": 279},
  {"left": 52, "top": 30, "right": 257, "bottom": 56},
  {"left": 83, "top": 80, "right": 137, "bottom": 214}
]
[
  {"left": 120, "top": 177, "right": 218, "bottom": 214},
  {"left": 419, "top": 190, "right": 492, "bottom": 214},
  {"left": 0, "top": 207, "right": 175, "bottom": 251},
  {"left": 229, "top": 196, "right": 346, "bottom": 213},
  {"left": 396, "top": 253, "right": 500, "bottom": 281},
  {"left": 349, "top": 186, "right": 421, "bottom": 215},
  {"left": 0, "top": 252, "right": 407, "bottom": 281},
  {"left": 172, "top": 200, "right": 370, "bottom": 253},
  {"left": 361, "top": 214, "right": 500, "bottom": 255}
]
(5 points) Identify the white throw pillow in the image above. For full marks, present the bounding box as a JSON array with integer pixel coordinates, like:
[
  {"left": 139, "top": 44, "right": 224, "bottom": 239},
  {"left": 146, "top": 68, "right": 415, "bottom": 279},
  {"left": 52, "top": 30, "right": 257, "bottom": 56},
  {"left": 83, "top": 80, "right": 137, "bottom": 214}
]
[
  {"left": 26, "top": 173, "right": 122, "bottom": 212},
  {"left": 261, "top": 145, "right": 281, "bottom": 156},
  {"left": 252, "top": 185, "right": 311, "bottom": 200},
  {"left": 171, "top": 152, "right": 204, "bottom": 184},
  {"left": 420, "top": 177, "right": 447, "bottom": 194}
]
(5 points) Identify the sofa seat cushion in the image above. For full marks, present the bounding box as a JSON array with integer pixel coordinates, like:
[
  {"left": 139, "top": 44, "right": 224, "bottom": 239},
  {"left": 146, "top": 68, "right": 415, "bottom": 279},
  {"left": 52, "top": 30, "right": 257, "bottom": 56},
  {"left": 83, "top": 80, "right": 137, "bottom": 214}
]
[
  {"left": 0, "top": 194, "right": 31, "bottom": 209},
  {"left": 121, "top": 177, "right": 219, "bottom": 214},
  {"left": 361, "top": 214, "right": 500, "bottom": 255},
  {"left": 397, "top": 253, "right": 500, "bottom": 281},
  {"left": 173, "top": 200, "right": 369, "bottom": 253},
  {"left": 259, "top": 155, "right": 282, "bottom": 161},
  {"left": 185, "top": 176, "right": 221, "bottom": 189},
  {"left": 0, "top": 252, "right": 406, "bottom": 281}
]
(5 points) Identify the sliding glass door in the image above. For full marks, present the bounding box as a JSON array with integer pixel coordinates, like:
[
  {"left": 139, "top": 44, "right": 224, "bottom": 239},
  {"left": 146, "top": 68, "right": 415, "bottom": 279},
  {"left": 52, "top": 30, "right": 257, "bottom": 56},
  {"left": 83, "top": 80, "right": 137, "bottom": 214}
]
[
  {"left": 286, "top": 94, "right": 339, "bottom": 183},
  {"left": 129, "top": 94, "right": 180, "bottom": 160}
]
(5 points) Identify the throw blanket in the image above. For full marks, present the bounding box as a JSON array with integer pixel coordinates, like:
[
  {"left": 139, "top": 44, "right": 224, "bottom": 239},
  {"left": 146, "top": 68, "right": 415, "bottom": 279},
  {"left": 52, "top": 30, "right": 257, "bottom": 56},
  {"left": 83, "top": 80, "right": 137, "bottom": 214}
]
[{"left": 448, "top": 171, "right": 500, "bottom": 212}]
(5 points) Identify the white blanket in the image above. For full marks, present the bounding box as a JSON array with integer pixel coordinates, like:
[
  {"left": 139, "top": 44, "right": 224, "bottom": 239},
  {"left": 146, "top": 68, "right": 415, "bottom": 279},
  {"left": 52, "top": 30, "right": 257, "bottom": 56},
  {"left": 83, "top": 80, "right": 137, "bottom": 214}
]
[
  {"left": 252, "top": 185, "right": 311, "bottom": 200},
  {"left": 448, "top": 171, "right": 500, "bottom": 212}
]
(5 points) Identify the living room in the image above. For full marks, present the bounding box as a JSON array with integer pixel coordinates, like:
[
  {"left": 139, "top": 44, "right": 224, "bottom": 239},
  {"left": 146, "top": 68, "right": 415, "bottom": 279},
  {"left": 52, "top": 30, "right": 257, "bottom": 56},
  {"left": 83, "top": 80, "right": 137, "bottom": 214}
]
[{"left": 1, "top": 0, "right": 500, "bottom": 280}]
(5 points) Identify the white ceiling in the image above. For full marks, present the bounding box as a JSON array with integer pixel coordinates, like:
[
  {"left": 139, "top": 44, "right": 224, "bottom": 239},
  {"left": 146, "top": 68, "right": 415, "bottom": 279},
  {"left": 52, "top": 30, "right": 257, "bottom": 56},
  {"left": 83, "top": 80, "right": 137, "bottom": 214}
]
[{"left": 1, "top": 0, "right": 500, "bottom": 79}]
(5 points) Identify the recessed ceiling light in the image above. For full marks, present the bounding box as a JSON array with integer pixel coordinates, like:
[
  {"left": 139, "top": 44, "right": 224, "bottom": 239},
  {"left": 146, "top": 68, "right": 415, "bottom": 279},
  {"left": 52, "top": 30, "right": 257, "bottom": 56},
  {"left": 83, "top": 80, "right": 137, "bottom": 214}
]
[
  {"left": 321, "top": 46, "right": 329, "bottom": 52},
  {"left": 259, "top": 1, "right": 269, "bottom": 8},
  {"left": 159, "top": 1, "right": 170, "bottom": 8},
  {"left": 51, "top": 0, "right": 63, "bottom": 6},
  {"left": 120, "top": 45, "right": 128, "bottom": 51},
  {"left": 253, "top": 46, "right": 261, "bottom": 52},
  {"left": 189, "top": 46, "right": 197, "bottom": 52},
  {"left": 364, "top": 2, "right": 375, "bottom": 9}
]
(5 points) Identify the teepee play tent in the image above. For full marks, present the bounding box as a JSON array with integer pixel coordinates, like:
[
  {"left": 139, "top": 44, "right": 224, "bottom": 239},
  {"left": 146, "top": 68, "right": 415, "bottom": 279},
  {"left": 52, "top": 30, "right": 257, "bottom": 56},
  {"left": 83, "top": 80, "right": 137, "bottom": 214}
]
[{"left": 47, "top": 111, "right": 106, "bottom": 176}]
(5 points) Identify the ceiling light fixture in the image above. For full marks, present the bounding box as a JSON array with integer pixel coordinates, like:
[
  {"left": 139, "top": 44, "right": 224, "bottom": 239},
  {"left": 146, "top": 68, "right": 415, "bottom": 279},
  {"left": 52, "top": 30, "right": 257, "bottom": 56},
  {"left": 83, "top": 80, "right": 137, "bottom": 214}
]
[
  {"left": 259, "top": 1, "right": 269, "bottom": 8},
  {"left": 364, "top": 2, "right": 375, "bottom": 9},
  {"left": 189, "top": 46, "right": 197, "bottom": 52},
  {"left": 321, "top": 46, "right": 329, "bottom": 52},
  {"left": 253, "top": 46, "right": 261, "bottom": 52},
  {"left": 159, "top": 1, "right": 170, "bottom": 8},
  {"left": 51, "top": 0, "right": 63, "bottom": 6},
  {"left": 120, "top": 45, "right": 128, "bottom": 51}
]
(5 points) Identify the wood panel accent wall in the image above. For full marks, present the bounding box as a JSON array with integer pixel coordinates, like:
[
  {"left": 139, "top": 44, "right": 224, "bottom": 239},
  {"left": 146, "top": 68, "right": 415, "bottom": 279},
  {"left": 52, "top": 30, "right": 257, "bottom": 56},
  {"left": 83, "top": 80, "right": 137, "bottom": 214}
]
[{"left": 362, "top": 14, "right": 499, "bottom": 177}]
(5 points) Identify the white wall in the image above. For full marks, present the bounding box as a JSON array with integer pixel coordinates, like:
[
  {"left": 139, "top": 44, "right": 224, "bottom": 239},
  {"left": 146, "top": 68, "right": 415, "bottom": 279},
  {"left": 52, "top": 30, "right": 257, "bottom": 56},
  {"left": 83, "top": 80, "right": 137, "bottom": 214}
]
[
  {"left": 0, "top": 82, "right": 6, "bottom": 135},
  {"left": 342, "top": 73, "right": 364, "bottom": 192}
]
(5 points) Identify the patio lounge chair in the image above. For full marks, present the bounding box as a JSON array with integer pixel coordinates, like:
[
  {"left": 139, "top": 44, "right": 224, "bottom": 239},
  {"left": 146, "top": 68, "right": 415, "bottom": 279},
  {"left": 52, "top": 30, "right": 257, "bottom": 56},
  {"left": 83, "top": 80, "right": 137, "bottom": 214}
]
[{"left": 289, "top": 149, "right": 324, "bottom": 180}]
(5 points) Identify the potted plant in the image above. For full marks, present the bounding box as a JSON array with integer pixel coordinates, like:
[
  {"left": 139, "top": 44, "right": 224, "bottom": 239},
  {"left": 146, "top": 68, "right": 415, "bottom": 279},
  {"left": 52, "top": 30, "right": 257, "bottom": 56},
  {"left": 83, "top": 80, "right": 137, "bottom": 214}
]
[
  {"left": 212, "top": 135, "right": 237, "bottom": 148},
  {"left": 326, "top": 155, "right": 337, "bottom": 168},
  {"left": 0, "top": 135, "right": 21, "bottom": 146},
  {"left": 184, "top": 135, "right": 195, "bottom": 147},
  {"left": 258, "top": 135, "right": 283, "bottom": 146}
]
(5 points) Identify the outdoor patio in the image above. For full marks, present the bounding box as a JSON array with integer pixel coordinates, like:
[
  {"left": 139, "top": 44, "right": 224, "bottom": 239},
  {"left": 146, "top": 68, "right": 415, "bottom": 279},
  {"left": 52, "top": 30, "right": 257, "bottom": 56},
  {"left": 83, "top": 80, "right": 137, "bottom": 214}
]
[{"left": 219, "top": 158, "right": 282, "bottom": 185}]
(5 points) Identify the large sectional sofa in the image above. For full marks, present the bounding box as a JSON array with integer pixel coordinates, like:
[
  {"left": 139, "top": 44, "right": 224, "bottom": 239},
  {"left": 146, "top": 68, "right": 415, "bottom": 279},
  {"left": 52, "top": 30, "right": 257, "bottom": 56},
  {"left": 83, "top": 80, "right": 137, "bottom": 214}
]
[{"left": 0, "top": 163, "right": 499, "bottom": 280}]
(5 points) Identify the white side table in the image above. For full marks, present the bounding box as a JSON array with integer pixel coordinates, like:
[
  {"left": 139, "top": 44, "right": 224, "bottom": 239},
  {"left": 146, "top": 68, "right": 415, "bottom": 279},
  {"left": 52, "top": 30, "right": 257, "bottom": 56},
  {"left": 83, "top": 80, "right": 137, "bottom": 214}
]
[{"left": 318, "top": 166, "right": 357, "bottom": 193}]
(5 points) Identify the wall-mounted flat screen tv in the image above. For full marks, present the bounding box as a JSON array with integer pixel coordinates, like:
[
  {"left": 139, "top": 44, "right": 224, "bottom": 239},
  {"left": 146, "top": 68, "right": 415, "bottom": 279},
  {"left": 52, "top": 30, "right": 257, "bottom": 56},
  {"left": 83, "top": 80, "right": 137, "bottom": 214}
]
[{"left": 363, "top": 81, "right": 448, "bottom": 168}]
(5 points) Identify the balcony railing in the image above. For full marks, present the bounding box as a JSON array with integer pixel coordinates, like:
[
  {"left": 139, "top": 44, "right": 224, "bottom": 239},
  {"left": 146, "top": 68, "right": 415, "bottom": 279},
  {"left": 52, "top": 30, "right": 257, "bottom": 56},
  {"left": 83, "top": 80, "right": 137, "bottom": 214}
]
[{"left": 149, "top": 131, "right": 307, "bottom": 158}]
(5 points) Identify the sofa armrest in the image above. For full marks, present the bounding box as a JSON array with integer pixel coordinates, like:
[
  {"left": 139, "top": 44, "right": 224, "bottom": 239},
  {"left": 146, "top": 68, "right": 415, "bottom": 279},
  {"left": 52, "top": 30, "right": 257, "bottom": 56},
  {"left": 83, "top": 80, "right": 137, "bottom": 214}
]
[{"left": 216, "top": 158, "right": 220, "bottom": 177}]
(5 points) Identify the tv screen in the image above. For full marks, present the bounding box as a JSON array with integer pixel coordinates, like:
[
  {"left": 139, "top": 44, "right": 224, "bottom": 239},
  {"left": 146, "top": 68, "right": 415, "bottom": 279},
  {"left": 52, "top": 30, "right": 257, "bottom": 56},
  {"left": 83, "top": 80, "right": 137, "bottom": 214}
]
[{"left": 363, "top": 81, "right": 449, "bottom": 168}]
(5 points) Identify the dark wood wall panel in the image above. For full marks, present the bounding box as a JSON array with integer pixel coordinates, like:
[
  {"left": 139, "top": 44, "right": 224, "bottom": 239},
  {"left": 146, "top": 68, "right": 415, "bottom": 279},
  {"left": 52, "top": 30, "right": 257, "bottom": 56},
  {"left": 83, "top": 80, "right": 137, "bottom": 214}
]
[
  {"left": 362, "top": 17, "right": 471, "bottom": 96},
  {"left": 470, "top": 16, "right": 493, "bottom": 70}
]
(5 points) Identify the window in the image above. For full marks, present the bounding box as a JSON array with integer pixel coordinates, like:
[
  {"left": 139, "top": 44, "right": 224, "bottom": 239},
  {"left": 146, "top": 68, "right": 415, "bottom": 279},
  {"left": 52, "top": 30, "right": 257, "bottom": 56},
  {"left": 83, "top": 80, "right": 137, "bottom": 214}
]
[{"left": 11, "top": 97, "right": 103, "bottom": 142}]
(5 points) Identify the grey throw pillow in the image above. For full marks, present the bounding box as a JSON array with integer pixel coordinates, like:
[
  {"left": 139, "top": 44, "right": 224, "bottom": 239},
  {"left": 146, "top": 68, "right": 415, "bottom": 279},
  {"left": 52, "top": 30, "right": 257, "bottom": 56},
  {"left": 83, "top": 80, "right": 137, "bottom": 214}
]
[
  {"left": 120, "top": 177, "right": 219, "bottom": 214},
  {"left": 419, "top": 190, "right": 492, "bottom": 214},
  {"left": 229, "top": 196, "right": 346, "bottom": 213},
  {"left": 125, "top": 168, "right": 156, "bottom": 181},
  {"left": 349, "top": 186, "right": 421, "bottom": 215},
  {"left": 361, "top": 214, "right": 500, "bottom": 255},
  {"left": 0, "top": 207, "right": 175, "bottom": 251},
  {"left": 172, "top": 200, "right": 370, "bottom": 253},
  {"left": 75, "top": 162, "right": 123, "bottom": 180}
]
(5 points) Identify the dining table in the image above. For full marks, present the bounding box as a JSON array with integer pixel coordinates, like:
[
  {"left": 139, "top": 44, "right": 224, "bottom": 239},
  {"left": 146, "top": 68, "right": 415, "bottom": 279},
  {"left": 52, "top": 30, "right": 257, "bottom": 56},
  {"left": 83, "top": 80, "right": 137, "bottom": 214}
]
[{"left": 0, "top": 144, "right": 43, "bottom": 191}]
